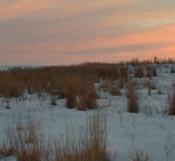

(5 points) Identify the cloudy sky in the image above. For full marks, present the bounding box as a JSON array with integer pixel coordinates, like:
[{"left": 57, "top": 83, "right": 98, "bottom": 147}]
[{"left": 0, "top": 0, "right": 175, "bottom": 65}]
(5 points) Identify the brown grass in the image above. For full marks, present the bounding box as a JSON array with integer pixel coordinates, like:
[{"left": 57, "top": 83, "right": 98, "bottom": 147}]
[
  {"left": 121, "top": 57, "right": 175, "bottom": 65},
  {"left": 134, "top": 66, "right": 145, "bottom": 78},
  {"left": 0, "top": 146, "right": 15, "bottom": 158},
  {"left": 54, "top": 113, "right": 107, "bottom": 161},
  {"left": 118, "top": 65, "right": 129, "bottom": 88},
  {"left": 0, "top": 60, "right": 166, "bottom": 101},
  {"left": 170, "top": 67, "right": 175, "bottom": 73},
  {"left": 168, "top": 83, "right": 175, "bottom": 115},
  {"left": 109, "top": 86, "right": 121, "bottom": 96},
  {"left": 127, "top": 82, "right": 139, "bottom": 113},
  {"left": 0, "top": 63, "right": 122, "bottom": 110},
  {"left": 147, "top": 81, "right": 152, "bottom": 96},
  {"left": 1, "top": 113, "right": 108, "bottom": 161},
  {"left": 132, "top": 150, "right": 149, "bottom": 161},
  {"left": 146, "top": 66, "right": 157, "bottom": 78},
  {"left": 50, "top": 95, "right": 57, "bottom": 106}
]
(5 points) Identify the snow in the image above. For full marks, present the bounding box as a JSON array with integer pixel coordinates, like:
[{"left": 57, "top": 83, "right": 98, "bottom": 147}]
[
  {"left": 0, "top": 65, "right": 40, "bottom": 71},
  {"left": 0, "top": 64, "right": 175, "bottom": 161}
]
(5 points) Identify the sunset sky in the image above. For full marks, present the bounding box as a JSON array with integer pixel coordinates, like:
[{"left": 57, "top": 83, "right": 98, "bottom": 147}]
[{"left": 0, "top": 0, "right": 175, "bottom": 65}]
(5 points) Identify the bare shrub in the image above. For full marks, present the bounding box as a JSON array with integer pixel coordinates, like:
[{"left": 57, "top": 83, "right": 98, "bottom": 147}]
[{"left": 127, "top": 82, "right": 139, "bottom": 113}]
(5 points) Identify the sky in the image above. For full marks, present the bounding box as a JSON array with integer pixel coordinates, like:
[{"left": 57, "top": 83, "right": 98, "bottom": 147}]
[{"left": 0, "top": 0, "right": 175, "bottom": 65}]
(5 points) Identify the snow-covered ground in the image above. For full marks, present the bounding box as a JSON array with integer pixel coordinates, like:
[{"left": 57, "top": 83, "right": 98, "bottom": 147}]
[
  {"left": 0, "top": 65, "right": 40, "bottom": 71},
  {"left": 0, "top": 64, "right": 175, "bottom": 161}
]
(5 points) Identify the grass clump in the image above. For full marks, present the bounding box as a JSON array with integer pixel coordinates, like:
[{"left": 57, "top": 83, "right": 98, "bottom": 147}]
[
  {"left": 132, "top": 150, "right": 149, "bottom": 161},
  {"left": 168, "top": 83, "right": 175, "bottom": 115},
  {"left": 127, "top": 82, "right": 139, "bottom": 113},
  {"left": 134, "top": 66, "right": 145, "bottom": 78},
  {"left": 109, "top": 86, "right": 121, "bottom": 96}
]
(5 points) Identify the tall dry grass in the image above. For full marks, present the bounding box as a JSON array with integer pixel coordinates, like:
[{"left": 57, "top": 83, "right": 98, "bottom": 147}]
[
  {"left": 134, "top": 66, "right": 145, "bottom": 78},
  {"left": 132, "top": 151, "right": 149, "bottom": 161},
  {"left": 146, "top": 66, "right": 157, "bottom": 78},
  {"left": 168, "top": 83, "right": 175, "bottom": 115},
  {"left": 127, "top": 82, "right": 139, "bottom": 113},
  {"left": 1, "top": 113, "right": 108, "bottom": 161},
  {"left": 0, "top": 63, "right": 126, "bottom": 110},
  {"left": 120, "top": 57, "right": 175, "bottom": 65}
]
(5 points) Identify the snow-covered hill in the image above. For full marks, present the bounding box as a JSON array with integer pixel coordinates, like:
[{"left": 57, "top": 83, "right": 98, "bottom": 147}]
[{"left": 0, "top": 63, "right": 175, "bottom": 161}]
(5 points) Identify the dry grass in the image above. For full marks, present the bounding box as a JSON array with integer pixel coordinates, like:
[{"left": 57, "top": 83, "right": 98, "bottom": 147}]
[
  {"left": 50, "top": 95, "right": 57, "bottom": 106},
  {"left": 171, "top": 67, "right": 175, "bottom": 73},
  {"left": 54, "top": 113, "right": 107, "bottom": 161},
  {"left": 132, "top": 151, "right": 149, "bottom": 161},
  {"left": 146, "top": 66, "right": 157, "bottom": 78},
  {"left": 109, "top": 86, "right": 121, "bottom": 96},
  {"left": 168, "top": 83, "right": 175, "bottom": 115},
  {"left": 147, "top": 80, "right": 152, "bottom": 96},
  {"left": 0, "top": 146, "right": 15, "bottom": 158},
  {"left": 134, "top": 66, "right": 145, "bottom": 78},
  {"left": 0, "top": 63, "right": 122, "bottom": 110},
  {"left": 127, "top": 82, "right": 139, "bottom": 113},
  {"left": 1, "top": 113, "right": 108, "bottom": 161},
  {"left": 121, "top": 57, "right": 175, "bottom": 65},
  {"left": 118, "top": 65, "right": 129, "bottom": 88}
]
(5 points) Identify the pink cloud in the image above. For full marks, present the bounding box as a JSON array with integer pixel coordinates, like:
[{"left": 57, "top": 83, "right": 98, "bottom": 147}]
[
  {"left": 1, "top": 24, "right": 174, "bottom": 65},
  {"left": 0, "top": 0, "right": 175, "bottom": 65},
  {"left": 0, "top": 0, "right": 56, "bottom": 19},
  {"left": 50, "top": 24, "right": 175, "bottom": 54}
]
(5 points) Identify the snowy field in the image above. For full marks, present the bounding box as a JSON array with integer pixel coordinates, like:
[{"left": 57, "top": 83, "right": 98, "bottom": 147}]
[{"left": 0, "top": 64, "right": 175, "bottom": 161}]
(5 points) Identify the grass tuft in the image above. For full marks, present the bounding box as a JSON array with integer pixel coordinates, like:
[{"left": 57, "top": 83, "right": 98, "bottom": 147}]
[{"left": 127, "top": 82, "right": 139, "bottom": 113}]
